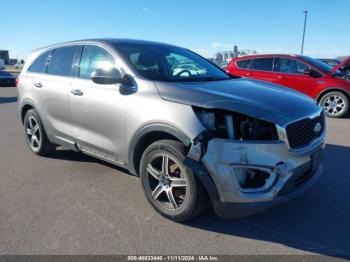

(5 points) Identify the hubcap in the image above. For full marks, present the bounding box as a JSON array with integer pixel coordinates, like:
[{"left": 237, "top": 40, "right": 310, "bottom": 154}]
[
  {"left": 146, "top": 154, "right": 187, "bottom": 210},
  {"left": 322, "top": 95, "right": 346, "bottom": 116},
  {"left": 25, "top": 116, "right": 41, "bottom": 150}
]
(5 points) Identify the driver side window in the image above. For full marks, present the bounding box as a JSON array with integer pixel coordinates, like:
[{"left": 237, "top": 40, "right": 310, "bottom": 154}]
[
  {"left": 79, "top": 46, "right": 115, "bottom": 80},
  {"left": 275, "top": 58, "right": 309, "bottom": 74}
]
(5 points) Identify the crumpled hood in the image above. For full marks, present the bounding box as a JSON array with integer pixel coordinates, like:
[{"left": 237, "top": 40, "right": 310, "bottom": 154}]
[{"left": 155, "top": 78, "right": 321, "bottom": 126}]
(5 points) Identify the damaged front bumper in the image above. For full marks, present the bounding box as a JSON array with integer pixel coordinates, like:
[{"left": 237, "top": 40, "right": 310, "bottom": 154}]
[{"left": 189, "top": 138, "right": 324, "bottom": 218}]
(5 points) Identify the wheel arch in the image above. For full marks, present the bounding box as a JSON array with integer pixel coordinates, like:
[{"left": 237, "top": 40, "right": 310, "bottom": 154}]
[
  {"left": 127, "top": 123, "right": 192, "bottom": 176},
  {"left": 316, "top": 87, "right": 350, "bottom": 102},
  {"left": 20, "top": 101, "right": 36, "bottom": 124}
]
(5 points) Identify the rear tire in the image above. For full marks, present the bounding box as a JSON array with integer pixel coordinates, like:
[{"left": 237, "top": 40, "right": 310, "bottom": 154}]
[
  {"left": 23, "top": 109, "right": 56, "bottom": 156},
  {"left": 140, "top": 140, "right": 206, "bottom": 221},
  {"left": 319, "top": 91, "right": 349, "bottom": 118}
]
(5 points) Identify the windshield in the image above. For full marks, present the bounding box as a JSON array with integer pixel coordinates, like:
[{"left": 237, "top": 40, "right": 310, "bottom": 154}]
[
  {"left": 115, "top": 43, "right": 230, "bottom": 82},
  {"left": 299, "top": 56, "right": 334, "bottom": 73}
]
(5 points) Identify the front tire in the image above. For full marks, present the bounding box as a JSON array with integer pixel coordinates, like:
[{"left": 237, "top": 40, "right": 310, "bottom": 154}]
[
  {"left": 140, "top": 140, "right": 206, "bottom": 221},
  {"left": 319, "top": 91, "right": 349, "bottom": 118},
  {"left": 23, "top": 109, "right": 56, "bottom": 156}
]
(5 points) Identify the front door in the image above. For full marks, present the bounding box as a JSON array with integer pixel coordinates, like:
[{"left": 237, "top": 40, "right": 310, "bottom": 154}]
[
  {"left": 273, "top": 57, "right": 320, "bottom": 97},
  {"left": 69, "top": 45, "right": 126, "bottom": 164}
]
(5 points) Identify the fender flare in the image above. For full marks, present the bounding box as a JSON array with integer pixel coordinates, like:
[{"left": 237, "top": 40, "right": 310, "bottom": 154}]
[
  {"left": 127, "top": 123, "right": 192, "bottom": 176},
  {"left": 19, "top": 99, "right": 36, "bottom": 123},
  {"left": 19, "top": 100, "right": 54, "bottom": 144}
]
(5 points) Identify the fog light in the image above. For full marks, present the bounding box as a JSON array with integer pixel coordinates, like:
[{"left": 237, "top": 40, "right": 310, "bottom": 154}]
[
  {"left": 274, "top": 162, "right": 288, "bottom": 177},
  {"left": 232, "top": 165, "right": 277, "bottom": 193}
]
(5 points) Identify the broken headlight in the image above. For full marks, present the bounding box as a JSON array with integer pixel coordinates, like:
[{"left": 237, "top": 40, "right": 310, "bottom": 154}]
[{"left": 193, "top": 107, "right": 278, "bottom": 141}]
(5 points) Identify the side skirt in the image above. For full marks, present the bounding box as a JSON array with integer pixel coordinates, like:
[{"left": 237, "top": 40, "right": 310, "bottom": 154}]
[{"left": 76, "top": 143, "right": 127, "bottom": 168}]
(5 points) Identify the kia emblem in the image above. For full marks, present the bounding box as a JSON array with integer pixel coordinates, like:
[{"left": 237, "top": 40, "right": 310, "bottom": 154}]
[{"left": 314, "top": 123, "right": 322, "bottom": 134}]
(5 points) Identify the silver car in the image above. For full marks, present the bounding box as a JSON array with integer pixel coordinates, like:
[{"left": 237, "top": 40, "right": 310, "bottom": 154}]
[{"left": 17, "top": 39, "right": 325, "bottom": 221}]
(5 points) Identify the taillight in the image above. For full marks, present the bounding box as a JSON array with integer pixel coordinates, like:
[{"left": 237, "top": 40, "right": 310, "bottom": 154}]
[{"left": 15, "top": 77, "right": 19, "bottom": 87}]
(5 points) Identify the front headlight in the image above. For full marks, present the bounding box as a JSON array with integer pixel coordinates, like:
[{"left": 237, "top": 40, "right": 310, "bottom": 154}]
[{"left": 193, "top": 107, "right": 278, "bottom": 141}]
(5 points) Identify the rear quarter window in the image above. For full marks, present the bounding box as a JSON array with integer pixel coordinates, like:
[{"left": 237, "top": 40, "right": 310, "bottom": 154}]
[
  {"left": 28, "top": 51, "right": 51, "bottom": 74},
  {"left": 236, "top": 59, "right": 251, "bottom": 69}
]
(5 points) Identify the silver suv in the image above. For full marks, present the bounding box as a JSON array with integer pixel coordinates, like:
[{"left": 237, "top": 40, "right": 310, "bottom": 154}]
[{"left": 17, "top": 39, "right": 325, "bottom": 221}]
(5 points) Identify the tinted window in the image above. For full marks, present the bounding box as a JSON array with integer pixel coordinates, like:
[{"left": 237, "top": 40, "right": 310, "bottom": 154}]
[
  {"left": 249, "top": 58, "right": 274, "bottom": 71},
  {"left": 236, "top": 59, "right": 251, "bottom": 69},
  {"left": 79, "top": 46, "right": 115, "bottom": 79},
  {"left": 28, "top": 51, "right": 50, "bottom": 73},
  {"left": 116, "top": 43, "right": 230, "bottom": 82},
  {"left": 47, "top": 46, "right": 80, "bottom": 77},
  {"left": 320, "top": 59, "right": 340, "bottom": 67},
  {"left": 274, "top": 58, "right": 309, "bottom": 74},
  {"left": 299, "top": 56, "right": 332, "bottom": 73}
]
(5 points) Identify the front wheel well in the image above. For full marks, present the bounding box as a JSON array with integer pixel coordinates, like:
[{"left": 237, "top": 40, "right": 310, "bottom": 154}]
[
  {"left": 21, "top": 104, "right": 34, "bottom": 123},
  {"left": 132, "top": 131, "right": 184, "bottom": 176},
  {"left": 317, "top": 88, "right": 350, "bottom": 102}
]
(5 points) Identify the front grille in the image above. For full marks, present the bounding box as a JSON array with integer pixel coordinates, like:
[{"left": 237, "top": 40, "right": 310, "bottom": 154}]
[{"left": 286, "top": 112, "right": 325, "bottom": 150}]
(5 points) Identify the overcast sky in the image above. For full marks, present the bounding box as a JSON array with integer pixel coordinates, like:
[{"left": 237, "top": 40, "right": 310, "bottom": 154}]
[{"left": 1, "top": 0, "right": 349, "bottom": 59}]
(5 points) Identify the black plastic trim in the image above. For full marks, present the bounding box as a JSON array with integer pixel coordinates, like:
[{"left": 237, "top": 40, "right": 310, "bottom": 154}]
[
  {"left": 127, "top": 123, "right": 192, "bottom": 176},
  {"left": 184, "top": 158, "right": 221, "bottom": 209}
]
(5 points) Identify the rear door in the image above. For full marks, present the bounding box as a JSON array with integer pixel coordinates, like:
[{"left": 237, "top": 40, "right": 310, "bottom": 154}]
[
  {"left": 69, "top": 45, "right": 126, "bottom": 164},
  {"left": 246, "top": 57, "right": 276, "bottom": 82},
  {"left": 31, "top": 46, "right": 81, "bottom": 143},
  {"left": 273, "top": 57, "right": 320, "bottom": 96}
]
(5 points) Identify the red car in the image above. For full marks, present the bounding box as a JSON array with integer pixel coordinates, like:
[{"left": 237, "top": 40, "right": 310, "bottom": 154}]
[{"left": 226, "top": 54, "right": 350, "bottom": 118}]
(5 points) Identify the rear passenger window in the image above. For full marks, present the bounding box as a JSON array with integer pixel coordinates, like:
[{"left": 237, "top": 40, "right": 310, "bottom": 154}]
[
  {"left": 236, "top": 59, "right": 251, "bottom": 69},
  {"left": 28, "top": 51, "right": 50, "bottom": 73},
  {"left": 47, "top": 46, "right": 80, "bottom": 77},
  {"left": 79, "top": 46, "right": 115, "bottom": 80},
  {"left": 249, "top": 58, "right": 274, "bottom": 71}
]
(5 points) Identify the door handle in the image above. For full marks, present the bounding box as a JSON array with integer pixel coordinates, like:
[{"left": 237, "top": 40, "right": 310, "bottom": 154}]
[
  {"left": 71, "top": 89, "right": 84, "bottom": 96},
  {"left": 277, "top": 76, "right": 284, "bottom": 79},
  {"left": 246, "top": 73, "right": 252, "bottom": 76},
  {"left": 34, "top": 82, "right": 43, "bottom": 88}
]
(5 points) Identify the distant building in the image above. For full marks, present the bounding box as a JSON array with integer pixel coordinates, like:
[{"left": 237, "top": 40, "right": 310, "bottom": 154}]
[
  {"left": 207, "top": 58, "right": 215, "bottom": 63},
  {"left": 210, "top": 45, "right": 258, "bottom": 66},
  {"left": 214, "top": 52, "right": 223, "bottom": 65},
  {"left": 0, "top": 50, "right": 10, "bottom": 64},
  {"left": 9, "top": 59, "right": 18, "bottom": 65}
]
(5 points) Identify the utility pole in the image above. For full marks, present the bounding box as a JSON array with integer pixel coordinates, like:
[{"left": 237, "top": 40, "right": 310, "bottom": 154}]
[{"left": 301, "top": 10, "right": 308, "bottom": 55}]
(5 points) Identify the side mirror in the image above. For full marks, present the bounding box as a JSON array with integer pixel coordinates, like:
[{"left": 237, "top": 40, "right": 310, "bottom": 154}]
[
  {"left": 303, "top": 68, "right": 321, "bottom": 78},
  {"left": 91, "top": 68, "right": 123, "bottom": 85}
]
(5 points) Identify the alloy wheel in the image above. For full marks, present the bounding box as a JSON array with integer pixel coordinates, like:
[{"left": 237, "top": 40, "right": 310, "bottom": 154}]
[
  {"left": 146, "top": 153, "right": 188, "bottom": 210},
  {"left": 25, "top": 116, "right": 41, "bottom": 150},
  {"left": 322, "top": 94, "right": 346, "bottom": 116}
]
